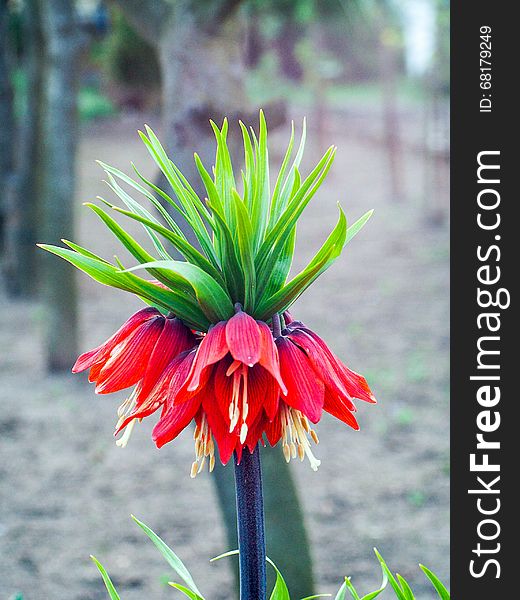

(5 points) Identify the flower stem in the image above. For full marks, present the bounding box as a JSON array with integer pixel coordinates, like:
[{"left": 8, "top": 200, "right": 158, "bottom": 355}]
[
  {"left": 234, "top": 445, "right": 267, "bottom": 600},
  {"left": 272, "top": 313, "right": 282, "bottom": 338}
]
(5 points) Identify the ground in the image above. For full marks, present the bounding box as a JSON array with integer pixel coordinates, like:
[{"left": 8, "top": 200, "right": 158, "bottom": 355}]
[{"left": 0, "top": 108, "right": 449, "bottom": 599}]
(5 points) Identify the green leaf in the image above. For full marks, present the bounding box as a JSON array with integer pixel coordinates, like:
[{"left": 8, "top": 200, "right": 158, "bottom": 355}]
[
  {"left": 90, "top": 556, "right": 122, "bottom": 600},
  {"left": 270, "top": 120, "right": 295, "bottom": 223},
  {"left": 39, "top": 245, "right": 209, "bottom": 329},
  {"left": 139, "top": 126, "right": 217, "bottom": 263},
  {"left": 374, "top": 549, "right": 407, "bottom": 600},
  {"left": 231, "top": 189, "right": 256, "bottom": 311},
  {"left": 168, "top": 582, "right": 205, "bottom": 600},
  {"left": 396, "top": 574, "right": 415, "bottom": 600},
  {"left": 209, "top": 549, "right": 239, "bottom": 563},
  {"left": 249, "top": 109, "right": 270, "bottom": 252},
  {"left": 345, "top": 210, "right": 373, "bottom": 245},
  {"left": 101, "top": 170, "right": 171, "bottom": 260},
  {"left": 210, "top": 119, "right": 236, "bottom": 228},
  {"left": 61, "top": 239, "right": 111, "bottom": 263},
  {"left": 256, "top": 205, "right": 347, "bottom": 319},
  {"left": 132, "top": 515, "right": 203, "bottom": 598},
  {"left": 266, "top": 557, "right": 291, "bottom": 600},
  {"left": 419, "top": 565, "right": 450, "bottom": 599},
  {"left": 257, "top": 144, "right": 335, "bottom": 273},
  {"left": 85, "top": 203, "right": 196, "bottom": 296},
  {"left": 269, "top": 118, "right": 306, "bottom": 227},
  {"left": 334, "top": 580, "right": 349, "bottom": 600},
  {"left": 300, "top": 595, "right": 331, "bottom": 599},
  {"left": 110, "top": 205, "right": 225, "bottom": 285},
  {"left": 254, "top": 225, "right": 295, "bottom": 300},
  {"left": 203, "top": 199, "right": 245, "bottom": 303},
  {"left": 123, "top": 260, "right": 234, "bottom": 323}
]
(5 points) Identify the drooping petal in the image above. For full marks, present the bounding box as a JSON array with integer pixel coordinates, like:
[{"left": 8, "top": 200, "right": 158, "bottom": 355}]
[
  {"left": 95, "top": 316, "right": 165, "bottom": 394},
  {"left": 245, "top": 412, "right": 268, "bottom": 453},
  {"left": 264, "top": 408, "right": 283, "bottom": 447},
  {"left": 203, "top": 394, "right": 237, "bottom": 465},
  {"left": 340, "top": 364, "right": 377, "bottom": 404},
  {"left": 323, "top": 389, "right": 360, "bottom": 431},
  {"left": 213, "top": 355, "right": 237, "bottom": 424},
  {"left": 257, "top": 321, "right": 287, "bottom": 395},
  {"left": 72, "top": 307, "right": 160, "bottom": 373},
  {"left": 225, "top": 310, "right": 262, "bottom": 367},
  {"left": 247, "top": 364, "right": 280, "bottom": 424},
  {"left": 153, "top": 393, "right": 203, "bottom": 449},
  {"left": 117, "top": 349, "right": 196, "bottom": 431},
  {"left": 138, "top": 317, "right": 197, "bottom": 399},
  {"left": 286, "top": 328, "right": 357, "bottom": 412},
  {"left": 289, "top": 324, "right": 376, "bottom": 404},
  {"left": 186, "top": 321, "right": 228, "bottom": 391},
  {"left": 276, "top": 337, "right": 324, "bottom": 424}
]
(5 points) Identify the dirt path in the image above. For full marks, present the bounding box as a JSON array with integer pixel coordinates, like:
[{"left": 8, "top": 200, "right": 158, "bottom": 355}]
[{"left": 1, "top": 112, "right": 449, "bottom": 599}]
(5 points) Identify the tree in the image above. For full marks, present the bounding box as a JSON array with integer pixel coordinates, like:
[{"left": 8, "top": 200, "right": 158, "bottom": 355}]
[
  {"left": 0, "top": 0, "right": 15, "bottom": 257},
  {"left": 2, "top": 0, "right": 44, "bottom": 298},
  {"left": 37, "top": 0, "right": 82, "bottom": 370}
]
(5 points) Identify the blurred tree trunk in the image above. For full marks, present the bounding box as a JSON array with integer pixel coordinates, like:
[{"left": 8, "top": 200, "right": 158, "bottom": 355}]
[
  {"left": 3, "top": 0, "right": 44, "bottom": 297},
  {"left": 111, "top": 4, "right": 314, "bottom": 596},
  {"left": 38, "top": 0, "right": 80, "bottom": 371},
  {"left": 377, "top": 19, "right": 404, "bottom": 203},
  {"left": 0, "top": 0, "right": 15, "bottom": 256}
]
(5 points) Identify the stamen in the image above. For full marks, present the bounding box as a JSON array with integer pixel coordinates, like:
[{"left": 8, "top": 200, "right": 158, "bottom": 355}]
[
  {"left": 279, "top": 405, "right": 321, "bottom": 471},
  {"left": 115, "top": 419, "right": 136, "bottom": 448},
  {"left": 240, "top": 422, "right": 248, "bottom": 444},
  {"left": 190, "top": 414, "right": 216, "bottom": 477}
]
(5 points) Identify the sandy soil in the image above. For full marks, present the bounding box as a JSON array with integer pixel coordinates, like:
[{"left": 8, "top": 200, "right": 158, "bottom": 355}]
[{"left": 0, "top": 110, "right": 449, "bottom": 599}]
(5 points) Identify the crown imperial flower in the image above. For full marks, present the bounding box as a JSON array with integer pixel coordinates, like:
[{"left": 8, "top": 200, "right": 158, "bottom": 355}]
[{"left": 40, "top": 112, "right": 376, "bottom": 476}]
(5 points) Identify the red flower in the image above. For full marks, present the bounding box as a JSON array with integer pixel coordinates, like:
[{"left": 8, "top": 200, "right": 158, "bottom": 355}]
[
  {"left": 75, "top": 306, "right": 375, "bottom": 477},
  {"left": 254, "top": 318, "right": 377, "bottom": 470},
  {"left": 148, "top": 309, "right": 287, "bottom": 475},
  {"left": 73, "top": 307, "right": 196, "bottom": 445}
]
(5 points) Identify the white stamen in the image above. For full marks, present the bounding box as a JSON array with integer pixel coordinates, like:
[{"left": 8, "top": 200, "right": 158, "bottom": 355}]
[
  {"left": 240, "top": 422, "right": 248, "bottom": 444},
  {"left": 279, "top": 405, "right": 321, "bottom": 471},
  {"left": 115, "top": 419, "right": 136, "bottom": 448},
  {"left": 190, "top": 414, "right": 216, "bottom": 477}
]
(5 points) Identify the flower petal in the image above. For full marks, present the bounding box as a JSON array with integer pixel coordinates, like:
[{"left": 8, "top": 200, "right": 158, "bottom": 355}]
[
  {"left": 187, "top": 321, "right": 228, "bottom": 391},
  {"left": 323, "top": 390, "right": 360, "bottom": 430},
  {"left": 225, "top": 310, "right": 261, "bottom": 367},
  {"left": 153, "top": 393, "right": 202, "bottom": 449},
  {"left": 286, "top": 328, "right": 356, "bottom": 412},
  {"left": 118, "top": 350, "right": 196, "bottom": 431},
  {"left": 276, "top": 337, "right": 324, "bottom": 424},
  {"left": 139, "top": 317, "right": 196, "bottom": 399},
  {"left": 203, "top": 395, "right": 237, "bottom": 465},
  {"left": 247, "top": 364, "right": 280, "bottom": 424},
  {"left": 72, "top": 307, "right": 160, "bottom": 373},
  {"left": 289, "top": 325, "right": 376, "bottom": 405},
  {"left": 257, "top": 321, "right": 287, "bottom": 395},
  {"left": 95, "top": 316, "right": 164, "bottom": 394},
  {"left": 264, "top": 408, "right": 283, "bottom": 446}
]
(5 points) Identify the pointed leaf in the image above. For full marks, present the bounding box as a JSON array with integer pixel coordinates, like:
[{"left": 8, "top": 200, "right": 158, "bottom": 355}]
[
  {"left": 110, "top": 205, "right": 225, "bottom": 285},
  {"left": 266, "top": 557, "right": 291, "bottom": 600},
  {"left": 132, "top": 515, "right": 203, "bottom": 597},
  {"left": 419, "top": 565, "right": 450, "bottom": 600},
  {"left": 39, "top": 245, "right": 209, "bottom": 329},
  {"left": 256, "top": 206, "right": 347, "bottom": 318},
  {"left": 90, "top": 556, "right": 122, "bottom": 600},
  {"left": 123, "top": 260, "right": 234, "bottom": 322},
  {"left": 85, "top": 203, "right": 195, "bottom": 295},
  {"left": 373, "top": 550, "right": 407, "bottom": 600},
  {"left": 396, "top": 575, "right": 414, "bottom": 600},
  {"left": 168, "top": 582, "right": 205, "bottom": 600},
  {"left": 345, "top": 210, "right": 373, "bottom": 245}
]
